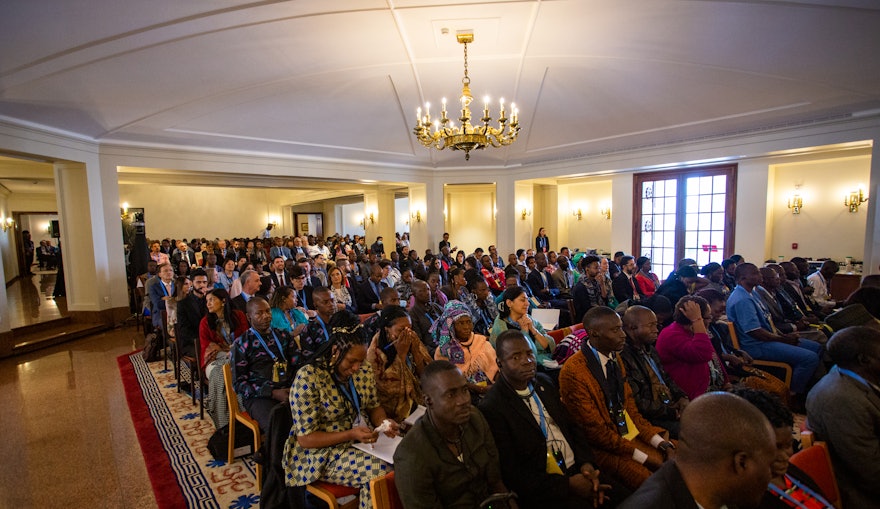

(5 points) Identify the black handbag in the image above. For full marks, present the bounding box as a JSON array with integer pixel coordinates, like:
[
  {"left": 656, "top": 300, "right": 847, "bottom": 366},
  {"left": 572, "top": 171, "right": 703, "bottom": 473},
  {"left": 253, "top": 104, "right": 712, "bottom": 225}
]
[{"left": 208, "top": 421, "right": 256, "bottom": 462}]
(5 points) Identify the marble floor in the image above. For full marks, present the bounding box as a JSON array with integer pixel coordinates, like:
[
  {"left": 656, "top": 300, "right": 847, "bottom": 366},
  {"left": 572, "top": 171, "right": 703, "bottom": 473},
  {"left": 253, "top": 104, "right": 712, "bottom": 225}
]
[
  {"left": 0, "top": 327, "right": 157, "bottom": 508},
  {"left": 6, "top": 271, "right": 68, "bottom": 330}
]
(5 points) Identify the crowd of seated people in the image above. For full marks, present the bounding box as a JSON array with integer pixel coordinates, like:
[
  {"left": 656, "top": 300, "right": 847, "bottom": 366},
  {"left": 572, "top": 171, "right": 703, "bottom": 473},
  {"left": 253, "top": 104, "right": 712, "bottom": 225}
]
[{"left": 130, "top": 229, "right": 880, "bottom": 508}]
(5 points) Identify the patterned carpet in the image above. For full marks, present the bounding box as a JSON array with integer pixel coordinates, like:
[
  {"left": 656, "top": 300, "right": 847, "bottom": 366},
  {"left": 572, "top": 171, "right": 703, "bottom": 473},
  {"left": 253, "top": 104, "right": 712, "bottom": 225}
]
[{"left": 119, "top": 352, "right": 261, "bottom": 509}]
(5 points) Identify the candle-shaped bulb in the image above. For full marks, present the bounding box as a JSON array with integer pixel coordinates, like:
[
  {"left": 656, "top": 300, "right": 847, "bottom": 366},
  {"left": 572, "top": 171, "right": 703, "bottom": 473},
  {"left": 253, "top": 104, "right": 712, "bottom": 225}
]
[{"left": 416, "top": 107, "right": 422, "bottom": 124}]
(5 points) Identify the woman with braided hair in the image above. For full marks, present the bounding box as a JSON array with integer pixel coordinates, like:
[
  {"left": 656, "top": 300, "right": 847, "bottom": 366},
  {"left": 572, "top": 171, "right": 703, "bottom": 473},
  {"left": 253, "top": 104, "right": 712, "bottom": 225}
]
[
  {"left": 283, "top": 310, "right": 398, "bottom": 509},
  {"left": 366, "top": 305, "right": 433, "bottom": 421}
]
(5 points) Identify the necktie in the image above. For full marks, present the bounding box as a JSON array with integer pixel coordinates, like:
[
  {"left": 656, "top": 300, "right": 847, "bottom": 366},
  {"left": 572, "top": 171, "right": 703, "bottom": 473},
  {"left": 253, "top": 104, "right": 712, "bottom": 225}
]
[{"left": 606, "top": 357, "right": 622, "bottom": 401}]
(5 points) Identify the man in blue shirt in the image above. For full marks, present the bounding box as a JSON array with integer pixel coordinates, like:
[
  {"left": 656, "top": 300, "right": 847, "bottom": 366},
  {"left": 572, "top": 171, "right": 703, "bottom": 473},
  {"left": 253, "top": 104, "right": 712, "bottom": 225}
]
[{"left": 726, "top": 263, "right": 822, "bottom": 396}]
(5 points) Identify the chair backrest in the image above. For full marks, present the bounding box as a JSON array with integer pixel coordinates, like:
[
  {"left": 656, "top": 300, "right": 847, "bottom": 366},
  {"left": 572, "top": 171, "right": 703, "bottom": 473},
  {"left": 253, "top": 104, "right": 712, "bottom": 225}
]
[
  {"left": 370, "top": 472, "right": 403, "bottom": 509},
  {"left": 789, "top": 441, "right": 841, "bottom": 507},
  {"left": 726, "top": 321, "right": 742, "bottom": 349},
  {"left": 222, "top": 363, "right": 240, "bottom": 415}
]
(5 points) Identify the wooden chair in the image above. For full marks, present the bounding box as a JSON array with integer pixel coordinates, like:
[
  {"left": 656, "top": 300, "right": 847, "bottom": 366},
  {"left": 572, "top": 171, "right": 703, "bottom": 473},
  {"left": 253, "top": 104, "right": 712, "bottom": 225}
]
[
  {"left": 307, "top": 480, "right": 359, "bottom": 509},
  {"left": 726, "top": 321, "right": 793, "bottom": 387},
  {"left": 370, "top": 472, "right": 403, "bottom": 509},
  {"left": 790, "top": 436, "right": 842, "bottom": 508},
  {"left": 222, "top": 363, "right": 262, "bottom": 490}
]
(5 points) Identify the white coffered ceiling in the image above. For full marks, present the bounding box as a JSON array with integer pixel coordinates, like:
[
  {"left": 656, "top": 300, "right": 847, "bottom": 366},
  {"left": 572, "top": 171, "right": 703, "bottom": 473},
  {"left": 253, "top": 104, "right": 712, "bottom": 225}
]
[{"left": 1, "top": 0, "right": 879, "bottom": 170}]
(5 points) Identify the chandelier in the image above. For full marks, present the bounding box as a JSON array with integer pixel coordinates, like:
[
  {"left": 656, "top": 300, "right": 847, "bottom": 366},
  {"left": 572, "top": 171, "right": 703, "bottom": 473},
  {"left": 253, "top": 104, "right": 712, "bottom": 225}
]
[{"left": 413, "top": 32, "right": 520, "bottom": 161}]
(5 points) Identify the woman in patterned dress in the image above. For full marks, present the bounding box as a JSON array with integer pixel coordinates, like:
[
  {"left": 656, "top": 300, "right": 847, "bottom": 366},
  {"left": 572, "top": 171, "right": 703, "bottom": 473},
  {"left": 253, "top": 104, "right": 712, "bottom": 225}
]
[{"left": 283, "top": 311, "right": 398, "bottom": 509}]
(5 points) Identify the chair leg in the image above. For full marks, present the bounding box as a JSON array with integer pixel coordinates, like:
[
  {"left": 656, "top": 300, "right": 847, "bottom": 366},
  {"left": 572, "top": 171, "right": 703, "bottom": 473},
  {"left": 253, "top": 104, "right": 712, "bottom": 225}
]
[{"left": 228, "top": 419, "right": 236, "bottom": 465}]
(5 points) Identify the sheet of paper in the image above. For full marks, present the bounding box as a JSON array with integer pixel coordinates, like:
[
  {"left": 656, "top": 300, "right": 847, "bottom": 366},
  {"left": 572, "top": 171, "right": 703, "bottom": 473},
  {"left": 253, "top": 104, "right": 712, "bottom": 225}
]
[
  {"left": 404, "top": 405, "right": 426, "bottom": 426},
  {"left": 531, "top": 308, "right": 560, "bottom": 330},
  {"left": 352, "top": 433, "right": 402, "bottom": 464}
]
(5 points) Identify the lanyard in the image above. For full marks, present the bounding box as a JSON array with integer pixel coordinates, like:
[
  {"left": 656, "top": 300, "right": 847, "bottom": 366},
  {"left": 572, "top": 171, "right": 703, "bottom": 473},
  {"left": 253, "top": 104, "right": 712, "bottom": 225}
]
[
  {"left": 300, "top": 290, "right": 308, "bottom": 310},
  {"left": 337, "top": 378, "right": 361, "bottom": 420},
  {"left": 251, "top": 327, "right": 286, "bottom": 364},
  {"left": 642, "top": 350, "right": 668, "bottom": 387},
  {"left": 767, "top": 473, "right": 832, "bottom": 508},
  {"left": 528, "top": 384, "right": 548, "bottom": 438},
  {"left": 838, "top": 368, "right": 879, "bottom": 392},
  {"left": 316, "top": 315, "right": 329, "bottom": 341},
  {"left": 160, "top": 281, "right": 174, "bottom": 296}
]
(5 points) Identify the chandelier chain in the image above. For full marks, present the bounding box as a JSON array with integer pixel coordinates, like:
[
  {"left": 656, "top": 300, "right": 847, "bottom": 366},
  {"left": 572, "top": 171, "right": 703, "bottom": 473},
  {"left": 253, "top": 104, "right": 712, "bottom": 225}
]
[{"left": 462, "top": 42, "right": 470, "bottom": 86}]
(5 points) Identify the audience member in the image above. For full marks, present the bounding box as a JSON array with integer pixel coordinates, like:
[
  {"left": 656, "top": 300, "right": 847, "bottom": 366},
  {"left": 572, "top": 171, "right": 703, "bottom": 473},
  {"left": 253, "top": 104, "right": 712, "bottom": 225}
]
[
  {"left": 230, "top": 269, "right": 262, "bottom": 313},
  {"left": 559, "top": 306, "right": 673, "bottom": 490},
  {"left": 432, "top": 301, "right": 498, "bottom": 401},
  {"left": 394, "top": 360, "right": 517, "bottom": 509},
  {"left": 700, "top": 262, "right": 729, "bottom": 295},
  {"left": 806, "top": 260, "right": 841, "bottom": 312},
  {"left": 726, "top": 263, "right": 822, "bottom": 397},
  {"left": 366, "top": 305, "right": 432, "bottom": 421},
  {"left": 620, "top": 392, "right": 777, "bottom": 509},
  {"left": 176, "top": 268, "right": 209, "bottom": 359},
  {"left": 613, "top": 255, "right": 644, "bottom": 304},
  {"left": 231, "top": 297, "right": 298, "bottom": 431},
  {"left": 268, "top": 286, "right": 308, "bottom": 337},
  {"left": 409, "top": 279, "right": 443, "bottom": 353},
  {"left": 480, "top": 330, "right": 615, "bottom": 508},
  {"left": 806, "top": 326, "right": 880, "bottom": 509},
  {"left": 635, "top": 256, "right": 660, "bottom": 298},
  {"left": 551, "top": 255, "right": 575, "bottom": 299},
  {"left": 283, "top": 312, "right": 397, "bottom": 509},
  {"left": 620, "top": 305, "right": 689, "bottom": 437},
  {"left": 148, "top": 262, "right": 175, "bottom": 333},
  {"left": 357, "top": 262, "right": 388, "bottom": 313},
  {"left": 731, "top": 387, "right": 834, "bottom": 509},
  {"left": 491, "top": 286, "right": 556, "bottom": 368},
  {"left": 656, "top": 295, "right": 731, "bottom": 401},
  {"left": 327, "top": 266, "right": 355, "bottom": 313}
]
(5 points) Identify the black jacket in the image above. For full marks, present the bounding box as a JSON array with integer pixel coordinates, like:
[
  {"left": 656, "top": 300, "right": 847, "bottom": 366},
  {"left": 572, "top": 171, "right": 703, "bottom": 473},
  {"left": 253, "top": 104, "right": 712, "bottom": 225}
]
[
  {"left": 619, "top": 461, "right": 698, "bottom": 509},
  {"left": 478, "top": 374, "right": 596, "bottom": 508}
]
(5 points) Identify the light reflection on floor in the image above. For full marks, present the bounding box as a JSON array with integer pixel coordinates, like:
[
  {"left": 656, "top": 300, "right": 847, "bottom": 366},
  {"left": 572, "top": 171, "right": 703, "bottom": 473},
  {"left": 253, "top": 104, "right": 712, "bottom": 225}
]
[{"left": 6, "top": 271, "right": 68, "bottom": 329}]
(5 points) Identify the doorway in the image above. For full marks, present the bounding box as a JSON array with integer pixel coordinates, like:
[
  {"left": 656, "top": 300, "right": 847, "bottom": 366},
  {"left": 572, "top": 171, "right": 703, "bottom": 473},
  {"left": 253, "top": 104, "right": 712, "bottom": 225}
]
[{"left": 295, "top": 213, "right": 323, "bottom": 238}]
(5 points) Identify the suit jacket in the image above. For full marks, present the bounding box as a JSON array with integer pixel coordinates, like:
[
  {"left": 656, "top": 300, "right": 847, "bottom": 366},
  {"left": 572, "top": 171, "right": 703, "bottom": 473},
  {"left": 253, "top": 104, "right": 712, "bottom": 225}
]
[
  {"left": 479, "top": 374, "right": 596, "bottom": 508},
  {"left": 269, "top": 271, "right": 294, "bottom": 291},
  {"left": 171, "top": 250, "right": 197, "bottom": 269},
  {"left": 612, "top": 272, "right": 642, "bottom": 303},
  {"left": 357, "top": 278, "right": 387, "bottom": 314},
  {"left": 559, "top": 349, "right": 667, "bottom": 490},
  {"left": 550, "top": 269, "right": 575, "bottom": 298},
  {"left": 536, "top": 235, "right": 549, "bottom": 253},
  {"left": 176, "top": 294, "right": 207, "bottom": 357},
  {"left": 409, "top": 302, "right": 443, "bottom": 352},
  {"left": 619, "top": 342, "right": 688, "bottom": 424},
  {"left": 806, "top": 366, "right": 880, "bottom": 509},
  {"left": 268, "top": 246, "right": 291, "bottom": 260},
  {"left": 527, "top": 268, "right": 556, "bottom": 302},
  {"left": 618, "top": 461, "right": 698, "bottom": 509},
  {"left": 294, "top": 286, "right": 314, "bottom": 311},
  {"left": 147, "top": 277, "right": 174, "bottom": 327}
]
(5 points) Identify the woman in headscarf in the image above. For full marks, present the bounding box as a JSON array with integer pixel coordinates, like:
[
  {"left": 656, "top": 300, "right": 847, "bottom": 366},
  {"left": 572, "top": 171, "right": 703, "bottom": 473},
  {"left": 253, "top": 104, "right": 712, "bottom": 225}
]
[
  {"left": 366, "top": 305, "right": 433, "bottom": 421},
  {"left": 283, "top": 311, "right": 398, "bottom": 509},
  {"left": 431, "top": 300, "right": 499, "bottom": 401}
]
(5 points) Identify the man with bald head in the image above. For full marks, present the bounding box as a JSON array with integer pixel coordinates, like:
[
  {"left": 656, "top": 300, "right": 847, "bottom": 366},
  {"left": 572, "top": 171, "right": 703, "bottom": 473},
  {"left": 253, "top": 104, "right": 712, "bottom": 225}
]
[
  {"left": 621, "top": 392, "right": 777, "bottom": 509},
  {"left": 806, "top": 326, "right": 880, "bottom": 508},
  {"left": 619, "top": 306, "right": 689, "bottom": 438}
]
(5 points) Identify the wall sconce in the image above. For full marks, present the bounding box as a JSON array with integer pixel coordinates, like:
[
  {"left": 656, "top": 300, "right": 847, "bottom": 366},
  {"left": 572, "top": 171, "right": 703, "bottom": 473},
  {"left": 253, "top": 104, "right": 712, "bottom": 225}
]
[
  {"left": 268, "top": 216, "right": 279, "bottom": 228},
  {"left": 520, "top": 207, "right": 532, "bottom": 220},
  {"left": 1, "top": 217, "right": 13, "bottom": 232},
  {"left": 787, "top": 193, "right": 803, "bottom": 214},
  {"left": 844, "top": 186, "right": 868, "bottom": 213},
  {"left": 367, "top": 212, "right": 375, "bottom": 224},
  {"left": 411, "top": 210, "right": 422, "bottom": 223},
  {"left": 600, "top": 207, "right": 612, "bottom": 220},
  {"left": 572, "top": 208, "right": 583, "bottom": 221},
  {"left": 120, "top": 202, "right": 130, "bottom": 220}
]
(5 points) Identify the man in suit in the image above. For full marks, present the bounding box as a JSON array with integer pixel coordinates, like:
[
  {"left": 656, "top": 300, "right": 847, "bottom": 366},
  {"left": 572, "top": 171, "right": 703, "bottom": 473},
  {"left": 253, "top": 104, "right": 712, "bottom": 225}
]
[
  {"left": 527, "top": 253, "right": 557, "bottom": 303},
  {"left": 806, "top": 325, "right": 880, "bottom": 509},
  {"left": 612, "top": 255, "right": 643, "bottom": 304},
  {"left": 171, "top": 240, "right": 197, "bottom": 274},
  {"left": 559, "top": 306, "right": 674, "bottom": 490},
  {"left": 148, "top": 262, "right": 175, "bottom": 331},
  {"left": 357, "top": 262, "right": 388, "bottom": 313},
  {"left": 268, "top": 256, "right": 292, "bottom": 293},
  {"left": 619, "top": 306, "right": 689, "bottom": 438},
  {"left": 269, "top": 237, "right": 291, "bottom": 261},
  {"left": 409, "top": 280, "right": 443, "bottom": 353},
  {"left": 231, "top": 269, "right": 263, "bottom": 313},
  {"left": 620, "top": 392, "right": 777, "bottom": 509},
  {"left": 480, "top": 330, "right": 616, "bottom": 508},
  {"left": 289, "top": 265, "right": 314, "bottom": 311},
  {"left": 176, "top": 268, "right": 208, "bottom": 358},
  {"left": 370, "top": 236, "right": 385, "bottom": 257},
  {"left": 550, "top": 255, "right": 575, "bottom": 299}
]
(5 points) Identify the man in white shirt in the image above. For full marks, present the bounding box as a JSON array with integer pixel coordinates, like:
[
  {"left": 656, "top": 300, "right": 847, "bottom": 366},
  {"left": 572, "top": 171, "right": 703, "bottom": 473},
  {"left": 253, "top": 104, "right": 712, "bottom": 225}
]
[{"left": 806, "top": 260, "right": 842, "bottom": 312}]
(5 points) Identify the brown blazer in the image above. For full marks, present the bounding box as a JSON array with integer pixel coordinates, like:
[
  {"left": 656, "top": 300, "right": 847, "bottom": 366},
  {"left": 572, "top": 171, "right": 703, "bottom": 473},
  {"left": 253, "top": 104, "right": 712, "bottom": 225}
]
[{"left": 559, "top": 349, "right": 668, "bottom": 490}]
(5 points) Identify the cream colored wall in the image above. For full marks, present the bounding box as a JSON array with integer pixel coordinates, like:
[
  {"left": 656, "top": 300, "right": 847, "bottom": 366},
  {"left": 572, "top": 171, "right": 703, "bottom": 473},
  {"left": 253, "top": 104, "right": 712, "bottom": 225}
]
[
  {"left": 514, "top": 183, "right": 535, "bottom": 250},
  {"left": 0, "top": 192, "right": 13, "bottom": 287},
  {"left": 769, "top": 154, "right": 870, "bottom": 261},
  {"left": 446, "top": 184, "right": 496, "bottom": 255},
  {"left": 564, "top": 180, "right": 613, "bottom": 253},
  {"left": 118, "top": 184, "right": 304, "bottom": 240}
]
